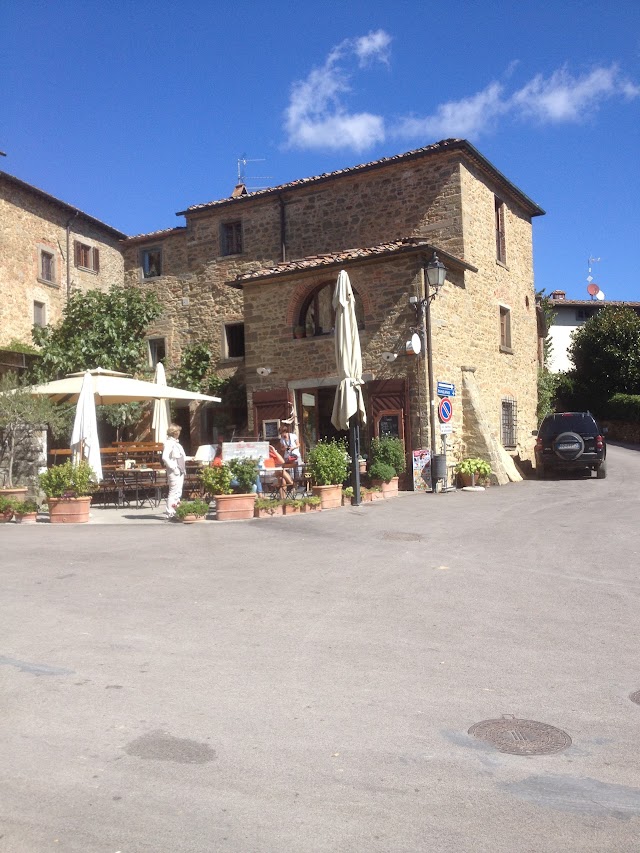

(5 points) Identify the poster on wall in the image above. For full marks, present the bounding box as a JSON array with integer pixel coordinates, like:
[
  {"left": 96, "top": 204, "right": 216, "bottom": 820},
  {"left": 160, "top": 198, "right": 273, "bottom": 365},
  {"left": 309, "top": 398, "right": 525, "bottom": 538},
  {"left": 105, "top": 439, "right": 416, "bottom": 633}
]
[{"left": 412, "top": 448, "right": 431, "bottom": 492}]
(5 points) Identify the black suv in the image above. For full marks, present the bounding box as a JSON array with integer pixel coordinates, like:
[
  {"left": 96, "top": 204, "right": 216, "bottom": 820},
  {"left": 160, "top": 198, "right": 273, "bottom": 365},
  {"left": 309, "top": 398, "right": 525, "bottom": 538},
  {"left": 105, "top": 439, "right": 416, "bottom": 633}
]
[{"left": 534, "top": 412, "right": 607, "bottom": 479}]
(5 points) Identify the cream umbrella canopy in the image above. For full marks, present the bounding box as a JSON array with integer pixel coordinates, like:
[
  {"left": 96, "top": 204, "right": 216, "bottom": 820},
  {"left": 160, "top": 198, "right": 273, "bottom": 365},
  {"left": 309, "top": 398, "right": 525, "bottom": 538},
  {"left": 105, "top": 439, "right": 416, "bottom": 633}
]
[
  {"left": 151, "top": 362, "right": 171, "bottom": 444},
  {"left": 23, "top": 367, "right": 222, "bottom": 405},
  {"left": 331, "top": 270, "right": 366, "bottom": 504},
  {"left": 70, "top": 371, "right": 103, "bottom": 482}
]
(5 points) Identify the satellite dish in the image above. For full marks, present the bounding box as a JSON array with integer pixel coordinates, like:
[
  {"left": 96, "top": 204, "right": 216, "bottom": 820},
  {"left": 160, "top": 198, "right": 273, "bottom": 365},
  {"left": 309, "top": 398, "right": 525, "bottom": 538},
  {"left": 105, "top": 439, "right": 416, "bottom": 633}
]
[
  {"left": 381, "top": 351, "right": 398, "bottom": 363},
  {"left": 587, "top": 282, "right": 600, "bottom": 297},
  {"left": 595, "top": 290, "right": 605, "bottom": 301},
  {"left": 406, "top": 333, "right": 422, "bottom": 356},
  {"left": 256, "top": 367, "right": 272, "bottom": 376}
]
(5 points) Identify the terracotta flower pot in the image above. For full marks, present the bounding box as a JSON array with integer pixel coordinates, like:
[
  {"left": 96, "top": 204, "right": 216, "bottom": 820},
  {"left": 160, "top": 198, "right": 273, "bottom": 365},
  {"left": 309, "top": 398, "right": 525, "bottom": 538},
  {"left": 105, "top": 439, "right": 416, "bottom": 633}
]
[
  {"left": 0, "top": 487, "right": 27, "bottom": 503},
  {"left": 214, "top": 493, "right": 257, "bottom": 521},
  {"left": 0, "top": 509, "right": 14, "bottom": 523},
  {"left": 371, "top": 476, "right": 399, "bottom": 498},
  {"left": 14, "top": 512, "right": 38, "bottom": 524},
  {"left": 47, "top": 496, "right": 92, "bottom": 524},
  {"left": 254, "top": 504, "right": 284, "bottom": 518},
  {"left": 311, "top": 484, "right": 342, "bottom": 509},
  {"left": 181, "top": 514, "right": 198, "bottom": 524},
  {"left": 283, "top": 504, "right": 301, "bottom": 515}
]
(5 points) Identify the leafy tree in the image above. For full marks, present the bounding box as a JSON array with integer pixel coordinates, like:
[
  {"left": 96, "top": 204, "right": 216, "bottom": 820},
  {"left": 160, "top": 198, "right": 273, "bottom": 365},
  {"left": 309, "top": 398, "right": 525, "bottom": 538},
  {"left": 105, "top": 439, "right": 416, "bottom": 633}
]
[
  {"left": 535, "top": 289, "right": 559, "bottom": 422},
  {"left": 170, "top": 343, "right": 212, "bottom": 392},
  {"left": 568, "top": 306, "right": 640, "bottom": 414},
  {"left": 31, "top": 285, "right": 160, "bottom": 381},
  {"left": 0, "top": 373, "right": 68, "bottom": 487}
]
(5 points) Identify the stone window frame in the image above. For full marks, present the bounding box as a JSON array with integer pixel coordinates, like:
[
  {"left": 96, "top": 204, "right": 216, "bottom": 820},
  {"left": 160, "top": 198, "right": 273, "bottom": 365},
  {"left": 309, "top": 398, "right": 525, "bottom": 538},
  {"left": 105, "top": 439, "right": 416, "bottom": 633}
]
[
  {"left": 298, "top": 280, "right": 365, "bottom": 338},
  {"left": 141, "top": 246, "right": 162, "bottom": 279},
  {"left": 221, "top": 322, "right": 245, "bottom": 360},
  {"left": 220, "top": 220, "right": 243, "bottom": 256},
  {"left": 33, "top": 299, "right": 47, "bottom": 328},
  {"left": 495, "top": 196, "right": 507, "bottom": 265},
  {"left": 147, "top": 336, "right": 167, "bottom": 367},
  {"left": 499, "top": 303, "right": 513, "bottom": 353},
  {"left": 74, "top": 240, "right": 100, "bottom": 274},
  {"left": 37, "top": 246, "right": 58, "bottom": 287}
]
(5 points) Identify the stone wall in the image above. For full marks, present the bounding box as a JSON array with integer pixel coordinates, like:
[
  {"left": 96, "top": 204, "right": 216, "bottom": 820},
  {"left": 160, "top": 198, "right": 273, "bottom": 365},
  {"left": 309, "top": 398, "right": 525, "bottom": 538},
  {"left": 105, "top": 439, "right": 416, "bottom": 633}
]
[{"left": 0, "top": 176, "right": 124, "bottom": 348}]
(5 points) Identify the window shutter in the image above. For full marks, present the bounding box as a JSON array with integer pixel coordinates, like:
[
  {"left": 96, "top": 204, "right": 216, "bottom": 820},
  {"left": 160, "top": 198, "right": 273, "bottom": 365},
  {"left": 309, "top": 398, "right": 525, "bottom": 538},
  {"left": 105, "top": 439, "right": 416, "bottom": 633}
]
[
  {"left": 74, "top": 241, "right": 80, "bottom": 266},
  {"left": 93, "top": 247, "right": 100, "bottom": 272}
]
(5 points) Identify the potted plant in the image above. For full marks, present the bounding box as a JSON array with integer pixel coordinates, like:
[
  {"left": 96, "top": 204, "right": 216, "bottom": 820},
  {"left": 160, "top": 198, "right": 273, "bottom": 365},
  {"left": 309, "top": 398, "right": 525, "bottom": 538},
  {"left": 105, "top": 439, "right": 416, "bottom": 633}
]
[
  {"left": 301, "top": 495, "right": 321, "bottom": 513},
  {"left": 369, "top": 436, "right": 406, "bottom": 497},
  {"left": 454, "top": 457, "right": 492, "bottom": 487},
  {"left": 174, "top": 498, "right": 209, "bottom": 523},
  {"left": 0, "top": 495, "right": 16, "bottom": 522},
  {"left": 342, "top": 486, "right": 353, "bottom": 506},
  {"left": 307, "top": 439, "right": 348, "bottom": 509},
  {"left": 201, "top": 459, "right": 258, "bottom": 521},
  {"left": 13, "top": 498, "right": 39, "bottom": 524},
  {"left": 254, "top": 497, "right": 284, "bottom": 518},
  {"left": 39, "top": 460, "right": 97, "bottom": 523},
  {"left": 283, "top": 497, "right": 304, "bottom": 514}
]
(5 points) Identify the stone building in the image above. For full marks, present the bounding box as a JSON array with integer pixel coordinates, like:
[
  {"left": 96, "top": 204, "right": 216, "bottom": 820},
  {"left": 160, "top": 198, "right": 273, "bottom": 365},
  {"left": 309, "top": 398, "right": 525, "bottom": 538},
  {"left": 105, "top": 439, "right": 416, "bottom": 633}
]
[
  {"left": 123, "top": 138, "right": 545, "bottom": 477},
  {"left": 0, "top": 171, "right": 125, "bottom": 355}
]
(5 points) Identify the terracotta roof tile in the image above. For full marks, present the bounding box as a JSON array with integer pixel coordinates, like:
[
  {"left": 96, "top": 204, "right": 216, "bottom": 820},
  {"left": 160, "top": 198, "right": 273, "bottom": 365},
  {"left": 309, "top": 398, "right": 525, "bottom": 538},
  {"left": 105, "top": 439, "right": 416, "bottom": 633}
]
[
  {"left": 178, "top": 138, "right": 544, "bottom": 218},
  {"left": 124, "top": 226, "right": 187, "bottom": 244},
  {"left": 232, "top": 237, "right": 476, "bottom": 285}
]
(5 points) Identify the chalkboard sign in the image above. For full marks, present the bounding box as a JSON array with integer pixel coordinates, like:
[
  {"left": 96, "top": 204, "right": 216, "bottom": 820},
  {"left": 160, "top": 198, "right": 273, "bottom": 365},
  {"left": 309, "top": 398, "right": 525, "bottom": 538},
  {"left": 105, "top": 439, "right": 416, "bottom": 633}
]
[{"left": 378, "top": 414, "right": 400, "bottom": 437}]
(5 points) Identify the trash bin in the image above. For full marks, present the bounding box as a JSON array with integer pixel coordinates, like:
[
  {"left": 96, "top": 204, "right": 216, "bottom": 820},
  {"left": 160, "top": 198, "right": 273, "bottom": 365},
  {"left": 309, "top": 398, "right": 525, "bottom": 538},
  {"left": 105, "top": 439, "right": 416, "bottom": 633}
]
[{"left": 431, "top": 454, "right": 448, "bottom": 484}]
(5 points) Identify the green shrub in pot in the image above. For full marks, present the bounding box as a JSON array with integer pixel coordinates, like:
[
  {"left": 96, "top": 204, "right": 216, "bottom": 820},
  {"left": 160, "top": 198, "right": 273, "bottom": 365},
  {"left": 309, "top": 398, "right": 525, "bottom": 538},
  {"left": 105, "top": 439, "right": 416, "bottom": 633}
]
[
  {"left": 307, "top": 439, "right": 348, "bottom": 486},
  {"left": 200, "top": 465, "right": 233, "bottom": 496},
  {"left": 369, "top": 436, "right": 406, "bottom": 476},
  {"left": 368, "top": 460, "right": 396, "bottom": 483},
  {"left": 39, "top": 460, "right": 97, "bottom": 498}
]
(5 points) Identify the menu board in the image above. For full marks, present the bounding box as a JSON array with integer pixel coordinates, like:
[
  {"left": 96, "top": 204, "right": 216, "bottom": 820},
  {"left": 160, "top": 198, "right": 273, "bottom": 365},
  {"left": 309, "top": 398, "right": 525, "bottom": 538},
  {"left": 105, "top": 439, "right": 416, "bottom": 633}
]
[
  {"left": 378, "top": 414, "right": 400, "bottom": 437},
  {"left": 222, "top": 441, "right": 270, "bottom": 463}
]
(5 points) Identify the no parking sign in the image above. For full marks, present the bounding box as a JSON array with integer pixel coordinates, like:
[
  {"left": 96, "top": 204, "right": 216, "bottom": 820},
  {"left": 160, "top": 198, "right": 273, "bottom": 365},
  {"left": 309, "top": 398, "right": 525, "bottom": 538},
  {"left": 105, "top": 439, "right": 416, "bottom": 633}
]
[{"left": 438, "top": 397, "right": 453, "bottom": 423}]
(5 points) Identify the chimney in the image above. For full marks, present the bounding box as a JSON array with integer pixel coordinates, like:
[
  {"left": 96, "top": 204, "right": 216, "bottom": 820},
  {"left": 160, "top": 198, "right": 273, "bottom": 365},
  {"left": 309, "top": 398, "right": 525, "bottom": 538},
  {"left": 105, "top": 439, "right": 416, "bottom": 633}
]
[{"left": 550, "top": 290, "right": 566, "bottom": 301}]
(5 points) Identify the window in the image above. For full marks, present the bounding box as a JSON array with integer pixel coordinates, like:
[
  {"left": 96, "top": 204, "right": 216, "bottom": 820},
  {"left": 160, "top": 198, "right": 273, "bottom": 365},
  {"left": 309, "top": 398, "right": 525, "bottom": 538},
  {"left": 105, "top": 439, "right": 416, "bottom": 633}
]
[
  {"left": 148, "top": 337, "right": 166, "bottom": 367},
  {"left": 299, "top": 281, "right": 365, "bottom": 337},
  {"left": 495, "top": 197, "right": 506, "bottom": 263},
  {"left": 224, "top": 323, "right": 245, "bottom": 358},
  {"left": 40, "top": 250, "right": 55, "bottom": 283},
  {"left": 221, "top": 221, "right": 243, "bottom": 256},
  {"left": 74, "top": 241, "right": 100, "bottom": 272},
  {"left": 499, "top": 305, "right": 512, "bottom": 351},
  {"left": 141, "top": 247, "right": 162, "bottom": 278},
  {"left": 33, "top": 300, "right": 46, "bottom": 327},
  {"left": 501, "top": 398, "right": 517, "bottom": 448},
  {"left": 576, "top": 309, "right": 596, "bottom": 323}
]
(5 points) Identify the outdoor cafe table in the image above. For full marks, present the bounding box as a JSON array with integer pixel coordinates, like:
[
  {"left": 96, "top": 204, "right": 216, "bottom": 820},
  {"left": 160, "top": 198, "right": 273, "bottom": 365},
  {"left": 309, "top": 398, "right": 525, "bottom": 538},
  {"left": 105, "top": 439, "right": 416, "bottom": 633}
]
[{"left": 98, "top": 468, "right": 165, "bottom": 509}]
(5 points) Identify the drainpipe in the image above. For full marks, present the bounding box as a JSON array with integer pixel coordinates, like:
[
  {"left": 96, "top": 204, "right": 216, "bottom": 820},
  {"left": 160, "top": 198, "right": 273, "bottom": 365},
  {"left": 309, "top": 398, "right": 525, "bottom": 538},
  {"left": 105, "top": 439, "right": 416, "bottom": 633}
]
[
  {"left": 278, "top": 194, "right": 286, "bottom": 262},
  {"left": 65, "top": 211, "right": 79, "bottom": 300}
]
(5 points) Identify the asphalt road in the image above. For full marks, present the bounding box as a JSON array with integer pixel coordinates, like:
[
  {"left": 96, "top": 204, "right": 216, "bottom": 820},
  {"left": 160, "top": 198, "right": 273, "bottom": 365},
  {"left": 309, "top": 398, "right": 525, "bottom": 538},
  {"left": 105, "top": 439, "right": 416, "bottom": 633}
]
[{"left": 2, "top": 443, "right": 640, "bottom": 852}]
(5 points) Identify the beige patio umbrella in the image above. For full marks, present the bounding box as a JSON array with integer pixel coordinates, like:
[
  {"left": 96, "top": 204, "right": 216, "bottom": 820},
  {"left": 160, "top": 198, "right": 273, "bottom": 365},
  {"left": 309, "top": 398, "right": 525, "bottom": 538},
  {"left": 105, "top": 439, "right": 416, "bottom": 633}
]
[
  {"left": 23, "top": 367, "right": 222, "bottom": 405},
  {"left": 151, "top": 362, "right": 171, "bottom": 444},
  {"left": 70, "top": 371, "right": 103, "bottom": 482},
  {"left": 331, "top": 269, "right": 366, "bottom": 504}
]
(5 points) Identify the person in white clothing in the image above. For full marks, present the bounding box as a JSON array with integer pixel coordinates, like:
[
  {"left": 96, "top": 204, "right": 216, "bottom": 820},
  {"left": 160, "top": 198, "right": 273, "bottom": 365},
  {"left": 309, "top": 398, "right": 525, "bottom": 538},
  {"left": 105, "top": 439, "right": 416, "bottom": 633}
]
[
  {"left": 279, "top": 425, "right": 302, "bottom": 480},
  {"left": 162, "top": 423, "right": 186, "bottom": 518}
]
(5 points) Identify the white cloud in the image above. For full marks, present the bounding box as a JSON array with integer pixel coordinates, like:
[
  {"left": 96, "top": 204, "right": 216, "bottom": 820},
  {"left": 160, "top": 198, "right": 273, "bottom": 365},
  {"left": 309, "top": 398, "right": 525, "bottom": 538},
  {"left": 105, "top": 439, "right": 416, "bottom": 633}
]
[
  {"left": 284, "top": 31, "right": 390, "bottom": 152},
  {"left": 395, "top": 82, "right": 507, "bottom": 140},
  {"left": 354, "top": 30, "right": 392, "bottom": 66},
  {"left": 511, "top": 65, "right": 640, "bottom": 122},
  {"left": 395, "top": 64, "right": 640, "bottom": 142}
]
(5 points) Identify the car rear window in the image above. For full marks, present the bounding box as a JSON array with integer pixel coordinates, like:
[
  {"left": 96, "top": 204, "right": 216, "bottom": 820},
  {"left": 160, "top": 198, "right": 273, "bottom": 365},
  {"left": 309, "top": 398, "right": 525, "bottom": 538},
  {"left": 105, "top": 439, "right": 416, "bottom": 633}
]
[{"left": 539, "top": 413, "right": 598, "bottom": 438}]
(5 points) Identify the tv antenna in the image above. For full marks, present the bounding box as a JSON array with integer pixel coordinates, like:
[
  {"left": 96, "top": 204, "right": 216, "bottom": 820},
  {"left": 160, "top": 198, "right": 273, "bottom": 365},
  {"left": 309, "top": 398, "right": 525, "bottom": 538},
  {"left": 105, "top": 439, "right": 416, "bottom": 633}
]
[
  {"left": 586, "top": 256, "right": 604, "bottom": 300},
  {"left": 236, "top": 154, "right": 272, "bottom": 190}
]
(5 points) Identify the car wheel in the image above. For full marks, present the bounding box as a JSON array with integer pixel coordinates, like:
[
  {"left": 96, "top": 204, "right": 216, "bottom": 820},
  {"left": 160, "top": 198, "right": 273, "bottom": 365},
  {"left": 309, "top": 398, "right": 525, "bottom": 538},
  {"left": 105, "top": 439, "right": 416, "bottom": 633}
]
[
  {"left": 552, "top": 431, "right": 585, "bottom": 461},
  {"left": 596, "top": 460, "right": 607, "bottom": 479}
]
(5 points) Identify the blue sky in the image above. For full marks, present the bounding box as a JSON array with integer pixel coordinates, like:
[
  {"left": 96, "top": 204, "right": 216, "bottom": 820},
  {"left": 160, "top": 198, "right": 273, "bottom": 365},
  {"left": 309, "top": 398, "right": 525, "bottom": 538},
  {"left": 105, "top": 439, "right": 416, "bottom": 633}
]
[{"left": 3, "top": 1, "right": 639, "bottom": 300}]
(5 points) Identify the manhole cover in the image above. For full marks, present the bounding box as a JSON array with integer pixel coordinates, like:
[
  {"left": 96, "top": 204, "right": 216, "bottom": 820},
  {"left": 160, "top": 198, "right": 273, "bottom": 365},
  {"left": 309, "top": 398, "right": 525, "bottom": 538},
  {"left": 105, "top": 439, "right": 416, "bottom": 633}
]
[
  {"left": 468, "top": 717, "right": 572, "bottom": 755},
  {"left": 381, "top": 531, "right": 423, "bottom": 542},
  {"left": 629, "top": 690, "right": 640, "bottom": 706}
]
